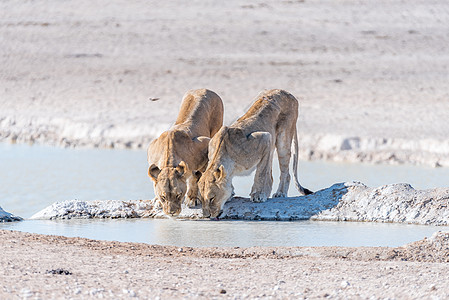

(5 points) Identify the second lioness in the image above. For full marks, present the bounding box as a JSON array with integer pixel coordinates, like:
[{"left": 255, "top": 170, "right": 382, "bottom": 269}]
[
  {"left": 198, "top": 89, "right": 312, "bottom": 218},
  {"left": 147, "top": 89, "right": 223, "bottom": 217}
]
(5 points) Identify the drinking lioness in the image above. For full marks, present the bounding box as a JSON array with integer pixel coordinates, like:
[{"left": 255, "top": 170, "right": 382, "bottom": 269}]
[
  {"left": 198, "top": 89, "right": 312, "bottom": 218},
  {"left": 147, "top": 89, "right": 224, "bottom": 217}
]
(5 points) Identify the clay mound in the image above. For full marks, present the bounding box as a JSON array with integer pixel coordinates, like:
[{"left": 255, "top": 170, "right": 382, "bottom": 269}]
[
  {"left": 30, "top": 181, "right": 449, "bottom": 226},
  {"left": 394, "top": 231, "right": 449, "bottom": 263}
]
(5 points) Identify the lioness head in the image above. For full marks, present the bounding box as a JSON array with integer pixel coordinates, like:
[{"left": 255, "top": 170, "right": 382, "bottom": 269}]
[
  {"left": 198, "top": 165, "right": 232, "bottom": 218},
  {"left": 148, "top": 161, "right": 187, "bottom": 217}
]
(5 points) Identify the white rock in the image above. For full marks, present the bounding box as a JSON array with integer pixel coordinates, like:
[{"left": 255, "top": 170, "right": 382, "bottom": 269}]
[
  {"left": 30, "top": 199, "right": 154, "bottom": 220},
  {"left": 312, "top": 182, "right": 449, "bottom": 225},
  {"left": 0, "top": 206, "right": 22, "bottom": 222},
  {"left": 30, "top": 182, "right": 449, "bottom": 225}
]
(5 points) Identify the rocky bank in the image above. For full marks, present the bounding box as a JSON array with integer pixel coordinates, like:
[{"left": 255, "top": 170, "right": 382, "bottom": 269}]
[
  {"left": 31, "top": 182, "right": 449, "bottom": 226},
  {"left": 0, "top": 206, "right": 22, "bottom": 222}
]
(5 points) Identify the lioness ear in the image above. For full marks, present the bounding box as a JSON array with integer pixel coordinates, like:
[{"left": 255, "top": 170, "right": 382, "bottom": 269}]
[
  {"left": 228, "top": 127, "right": 243, "bottom": 136},
  {"left": 176, "top": 161, "right": 187, "bottom": 177},
  {"left": 214, "top": 165, "right": 226, "bottom": 182},
  {"left": 193, "top": 170, "right": 202, "bottom": 181},
  {"left": 148, "top": 164, "right": 161, "bottom": 182}
]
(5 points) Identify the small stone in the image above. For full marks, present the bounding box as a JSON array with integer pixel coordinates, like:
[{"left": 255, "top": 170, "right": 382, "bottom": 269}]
[
  {"left": 340, "top": 281, "right": 350, "bottom": 288},
  {"left": 46, "top": 268, "right": 72, "bottom": 275},
  {"left": 20, "top": 288, "right": 33, "bottom": 298},
  {"left": 219, "top": 289, "right": 227, "bottom": 294},
  {"left": 429, "top": 284, "right": 437, "bottom": 291},
  {"left": 273, "top": 285, "right": 281, "bottom": 291},
  {"left": 178, "top": 248, "right": 183, "bottom": 252},
  {"left": 122, "top": 289, "right": 137, "bottom": 297},
  {"left": 123, "top": 270, "right": 129, "bottom": 274}
]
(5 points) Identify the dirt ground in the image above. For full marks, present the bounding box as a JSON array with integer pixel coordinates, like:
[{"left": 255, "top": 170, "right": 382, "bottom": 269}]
[{"left": 1, "top": 229, "right": 449, "bottom": 299}]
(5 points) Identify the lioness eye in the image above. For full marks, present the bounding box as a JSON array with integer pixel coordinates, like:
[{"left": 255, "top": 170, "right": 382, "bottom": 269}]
[
  {"left": 159, "top": 195, "right": 166, "bottom": 202},
  {"left": 209, "top": 196, "right": 215, "bottom": 203}
]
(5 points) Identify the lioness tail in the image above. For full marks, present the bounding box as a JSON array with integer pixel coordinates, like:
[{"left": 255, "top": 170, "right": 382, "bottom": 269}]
[{"left": 292, "top": 125, "right": 313, "bottom": 195}]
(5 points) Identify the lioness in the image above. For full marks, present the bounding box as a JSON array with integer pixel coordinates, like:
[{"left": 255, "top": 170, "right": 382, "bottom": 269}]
[
  {"left": 147, "top": 89, "right": 224, "bottom": 217},
  {"left": 198, "top": 89, "right": 312, "bottom": 218}
]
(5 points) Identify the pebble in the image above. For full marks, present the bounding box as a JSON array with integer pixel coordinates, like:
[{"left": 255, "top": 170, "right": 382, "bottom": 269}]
[
  {"left": 340, "top": 281, "right": 350, "bottom": 288},
  {"left": 122, "top": 289, "right": 137, "bottom": 297},
  {"left": 90, "top": 289, "right": 104, "bottom": 297},
  {"left": 20, "top": 288, "right": 33, "bottom": 298}
]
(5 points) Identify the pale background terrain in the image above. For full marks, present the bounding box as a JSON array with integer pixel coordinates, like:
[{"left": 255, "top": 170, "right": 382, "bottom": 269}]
[{"left": 1, "top": 0, "right": 448, "bottom": 165}]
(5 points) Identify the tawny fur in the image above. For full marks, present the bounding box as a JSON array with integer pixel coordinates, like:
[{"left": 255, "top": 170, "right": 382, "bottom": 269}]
[
  {"left": 198, "top": 89, "right": 312, "bottom": 218},
  {"left": 147, "top": 89, "right": 223, "bottom": 217}
]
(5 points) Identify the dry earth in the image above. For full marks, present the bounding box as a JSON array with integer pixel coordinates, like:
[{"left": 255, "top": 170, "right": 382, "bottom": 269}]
[
  {"left": 1, "top": 229, "right": 449, "bottom": 299},
  {"left": 1, "top": 0, "right": 449, "bottom": 166}
]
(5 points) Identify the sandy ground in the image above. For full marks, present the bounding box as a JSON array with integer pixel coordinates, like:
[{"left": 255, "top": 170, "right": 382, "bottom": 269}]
[
  {"left": 2, "top": 229, "right": 449, "bottom": 299},
  {"left": 1, "top": 0, "right": 449, "bottom": 165}
]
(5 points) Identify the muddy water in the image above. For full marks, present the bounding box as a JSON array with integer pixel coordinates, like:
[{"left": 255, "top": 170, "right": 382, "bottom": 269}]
[
  {"left": 2, "top": 218, "right": 449, "bottom": 247},
  {"left": 1, "top": 143, "right": 448, "bottom": 218},
  {"left": 1, "top": 143, "right": 448, "bottom": 247}
]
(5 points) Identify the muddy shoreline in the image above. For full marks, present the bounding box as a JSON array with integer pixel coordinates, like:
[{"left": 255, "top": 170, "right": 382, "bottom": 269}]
[{"left": 1, "top": 229, "right": 449, "bottom": 299}]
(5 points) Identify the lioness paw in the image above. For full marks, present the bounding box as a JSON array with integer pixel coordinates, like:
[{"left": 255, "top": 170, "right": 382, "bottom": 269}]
[
  {"left": 272, "top": 192, "right": 286, "bottom": 198},
  {"left": 250, "top": 192, "right": 268, "bottom": 203}
]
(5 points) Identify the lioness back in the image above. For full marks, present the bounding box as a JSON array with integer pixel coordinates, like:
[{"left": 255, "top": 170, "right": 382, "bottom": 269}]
[
  {"left": 236, "top": 89, "right": 298, "bottom": 128},
  {"left": 175, "top": 89, "right": 224, "bottom": 138}
]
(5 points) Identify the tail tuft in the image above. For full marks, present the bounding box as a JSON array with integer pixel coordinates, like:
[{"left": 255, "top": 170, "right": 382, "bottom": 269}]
[{"left": 303, "top": 188, "right": 313, "bottom": 195}]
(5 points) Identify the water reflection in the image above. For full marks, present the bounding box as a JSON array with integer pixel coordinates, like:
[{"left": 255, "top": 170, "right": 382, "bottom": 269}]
[{"left": 1, "top": 218, "right": 448, "bottom": 248}]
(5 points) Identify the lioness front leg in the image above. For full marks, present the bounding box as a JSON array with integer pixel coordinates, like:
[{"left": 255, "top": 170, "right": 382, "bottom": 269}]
[
  {"left": 248, "top": 132, "right": 274, "bottom": 203},
  {"left": 185, "top": 172, "right": 201, "bottom": 208}
]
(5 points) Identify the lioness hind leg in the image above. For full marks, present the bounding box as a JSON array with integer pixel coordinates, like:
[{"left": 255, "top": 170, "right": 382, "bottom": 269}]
[
  {"left": 185, "top": 172, "right": 201, "bottom": 208},
  {"left": 249, "top": 132, "right": 274, "bottom": 203},
  {"left": 273, "top": 127, "right": 293, "bottom": 198}
]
